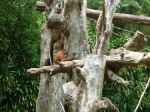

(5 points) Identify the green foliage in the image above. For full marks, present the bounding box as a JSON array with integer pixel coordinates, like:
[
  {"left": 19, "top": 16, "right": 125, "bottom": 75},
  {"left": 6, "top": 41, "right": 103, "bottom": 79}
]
[
  {"left": 0, "top": 0, "right": 43, "bottom": 111},
  {"left": 0, "top": 0, "right": 150, "bottom": 111},
  {"left": 87, "top": 20, "right": 96, "bottom": 51},
  {"left": 117, "top": 0, "right": 142, "bottom": 15},
  {"left": 117, "top": 0, "right": 150, "bottom": 16},
  {"left": 110, "top": 31, "right": 131, "bottom": 49},
  {"left": 87, "top": 0, "right": 150, "bottom": 112},
  {"left": 87, "top": 0, "right": 102, "bottom": 10},
  {"left": 104, "top": 66, "right": 150, "bottom": 112}
]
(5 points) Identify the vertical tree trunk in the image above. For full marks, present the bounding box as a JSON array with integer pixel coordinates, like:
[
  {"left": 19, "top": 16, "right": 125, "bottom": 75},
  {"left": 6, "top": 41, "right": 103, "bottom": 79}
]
[
  {"left": 76, "top": 55, "right": 106, "bottom": 111},
  {"left": 36, "top": 0, "right": 89, "bottom": 112},
  {"left": 26, "top": 0, "right": 150, "bottom": 111},
  {"left": 36, "top": 28, "right": 65, "bottom": 112}
]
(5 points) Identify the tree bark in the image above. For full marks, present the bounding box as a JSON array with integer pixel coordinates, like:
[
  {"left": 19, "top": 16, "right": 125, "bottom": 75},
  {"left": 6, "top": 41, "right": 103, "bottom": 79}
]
[
  {"left": 75, "top": 55, "right": 107, "bottom": 111},
  {"left": 36, "top": 0, "right": 89, "bottom": 112},
  {"left": 36, "top": 1, "right": 150, "bottom": 26},
  {"left": 36, "top": 0, "right": 66, "bottom": 111},
  {"left": 86, "top": 8, "right": 150, "bottom": 26},
  {"left": 27, "top": 0, "right": 150, "bottom": 112},
  {"left": 27, "top": 50, "right": 150, "bottom": 77},
  {"left": 36, "top": 28, "right": 66, "bottom": 112}
]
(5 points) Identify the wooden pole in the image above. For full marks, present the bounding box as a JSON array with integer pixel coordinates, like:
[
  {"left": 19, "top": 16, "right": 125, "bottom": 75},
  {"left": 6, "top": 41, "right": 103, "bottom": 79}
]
[{"left": 36, "top": 1, "right": 150, "bottom": 26}]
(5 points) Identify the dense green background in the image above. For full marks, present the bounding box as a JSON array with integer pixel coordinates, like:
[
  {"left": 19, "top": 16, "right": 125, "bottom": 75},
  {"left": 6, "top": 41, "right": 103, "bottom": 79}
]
[
  {"left": 88, "top": 0, "right": 150, "bottom": 112},
  {"left": 0, "top": 0, "right": 43, "bottom": 111},
  {"left": 0, "top": 0, "right": 149, "bottom": 111}
]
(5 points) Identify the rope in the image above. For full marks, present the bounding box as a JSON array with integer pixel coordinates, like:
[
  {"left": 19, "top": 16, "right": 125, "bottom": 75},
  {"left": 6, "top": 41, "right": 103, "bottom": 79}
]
[
  {"left": 114, "top": 26, "right": 150, "bottom": 38},
  {"left": 134, "top": 76, "right": 150, "bottom": 112}
]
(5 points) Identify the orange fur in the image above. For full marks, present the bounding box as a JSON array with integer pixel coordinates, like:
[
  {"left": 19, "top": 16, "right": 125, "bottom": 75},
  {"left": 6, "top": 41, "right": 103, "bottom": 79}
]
[{"left": 54, "top": 49, "right": 76, "bottom": 64}]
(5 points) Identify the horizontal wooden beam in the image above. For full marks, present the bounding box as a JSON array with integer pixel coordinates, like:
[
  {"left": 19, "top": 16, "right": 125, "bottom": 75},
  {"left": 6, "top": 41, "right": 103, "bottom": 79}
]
[
  {"left": 86, "top": 9, "right": 150, "bottom": 26},
  {"left": 27, "top": 51, "right": 150, "bottom": 77},
  {"left": 36, "top": 1, "right": 150, "bottom": 26}
]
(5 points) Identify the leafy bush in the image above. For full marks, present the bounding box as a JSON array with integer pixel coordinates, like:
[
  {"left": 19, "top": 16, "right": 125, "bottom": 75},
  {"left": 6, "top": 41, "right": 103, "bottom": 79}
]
[{"left": 0, "top": 0, "right": 43, "bottom": 111}]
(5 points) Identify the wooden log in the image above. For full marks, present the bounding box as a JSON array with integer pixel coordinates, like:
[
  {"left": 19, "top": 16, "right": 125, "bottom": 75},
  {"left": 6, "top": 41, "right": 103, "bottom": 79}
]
[
  {"left": 36, "top": 1, "right": 45, "bottom": 12},
  {"left": 107, "top": 68, "right": 133, "bottom": 86},
  {"left": 86, "top": 8, "right": 150, "bottom": 26},
  {"left": 119, "top": 31, "right": 146, "bottom": 52},
  {"left": 36, "top": 1, "right": 150, "bottom": 26},
  {"left": 27, "top": 51, "right": 150, "bottom": 77},
  {"left": 109, "top": 31, "right": 147, "bottom": 55},
  {"left": 27, "top": 60, "right": 84, "bottom": 77},
  {"left": 106, "top": 51, "right": 150, "bottom": 66},
  {"left": 108, "top": 31, "right": 147, "bottom": 73}
]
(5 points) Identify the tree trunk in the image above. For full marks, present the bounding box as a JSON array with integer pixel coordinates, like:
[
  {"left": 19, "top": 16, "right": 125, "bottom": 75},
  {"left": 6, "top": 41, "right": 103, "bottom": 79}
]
[
  {"left": 36, "top": 28, "right": 66, "bottom": 112},
  {"left": 27, "top": 0, "right": 150, "bottom": 111},
  {"left": 36, "top": 1, "right": 150, "bottom": 26},
  {"left": 36, "top": 0, "right": 89, "bottom": 111}
]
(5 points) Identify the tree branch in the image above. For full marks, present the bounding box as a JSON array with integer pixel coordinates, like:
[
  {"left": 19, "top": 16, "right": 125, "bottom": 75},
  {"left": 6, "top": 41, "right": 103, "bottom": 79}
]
[
  {"left": 108, "top": 31, "right": 147, "bottom": 74},
  {"left": 63, "top": 81, "right": 79, "bottom": 101},
  {"left": 36, "top": 1, "right": 150, "bottom": 25},
  {"left": 27, "top": 60, "right": 84, "bottom": 77},
  {"left": 122, "top": 31, "right": 146, "bottom": 51},
  {"left": 92, "top": 99, "right": 108, "bottom": 111},
  {"left": 27, "top": 52, "right": 150, "bottom": 77},
  {"left": 36, "top": 2, "right": 150, "bottom": 26},
  {"left": 106, "top": 51, "right": 150, "bottom": 66},
  {"left": 86, "top": 8, "right": 150, "bottom": 26},
  {"left": 109, "top": 31, "right": 147, "bottom": 55},
  {"left": 107, "top": 68, "right": 133, "bottom": 86},
  {"left": 102, "top": 97, "right": 119, "bottom": 112}
]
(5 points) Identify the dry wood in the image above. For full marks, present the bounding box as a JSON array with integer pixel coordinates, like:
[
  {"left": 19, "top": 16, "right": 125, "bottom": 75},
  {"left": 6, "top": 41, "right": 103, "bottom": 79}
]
[
  {"left": 32, "top": 0, "right": 150, "bottom": 112},
  {"left": 36, "top": 0, "right": 90, "bottom": 111},
  {"left": 63, "top": 81, "right": 79, "bottom": 101},
  {"left": 36, "top": 0, "right": 66, "bottom": 111},
  {"left": 36, "top": 1, "right": 150, "bottom": 26},
  {"left": 86, "top": 8, "right": 150, "bottom": 26},
  {"left": 108, "top": 31, "right": 147, "bottom": 74},
  {"left": 27, "top": 60, "right": 84, "bottom": 77},
  {"left": 27, "top": 51, "right": 150, "bottom": 77},
  {"left": 36, "top": 1, "right": 45, "bottom": 12},
  {"left": 117, "top": 31, "right": 146, "bottom": 51},
  {"left": 107, "top": 50, "right": 150, "bottom": 66},
  {"left": 102, "top": 97, "right": 119, "bottom": 112},
  {"left": 75, "top": 55, "right": 107, "bottom": 111},
  {"left": 107, "top": 68, "right": 133, "bottom": 86},
  {"left": 109, "top": 31, "right": 147, "bottom": 55},
  {"left": 47, "top": 14, "right": 65, "bottom": 29},
  {"left": 93, "top": 0, "right": 120, "bottom": 55},
  {"left": 92, "top": 99, "right": 108, "bottom": 111}
]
